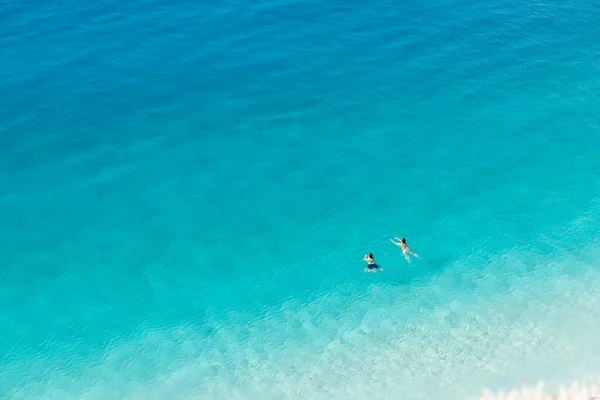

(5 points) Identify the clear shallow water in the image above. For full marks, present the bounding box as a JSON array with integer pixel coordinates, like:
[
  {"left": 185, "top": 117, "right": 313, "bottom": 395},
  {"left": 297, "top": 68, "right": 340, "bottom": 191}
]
[{"left": 1, "top": 0, "right": 600, "bottom": 398}]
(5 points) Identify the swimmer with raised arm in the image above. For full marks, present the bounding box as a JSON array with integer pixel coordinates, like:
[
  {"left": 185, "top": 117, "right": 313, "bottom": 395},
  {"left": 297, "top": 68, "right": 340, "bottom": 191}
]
[
  {"left": 389, "top": 237, "right": 420, "bottom": 263},
  {"left": 363, "top": 252, "right": 383, "bottom": 273}
]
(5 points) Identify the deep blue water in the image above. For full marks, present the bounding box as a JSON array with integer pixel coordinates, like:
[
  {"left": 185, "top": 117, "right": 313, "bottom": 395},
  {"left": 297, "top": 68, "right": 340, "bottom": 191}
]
[{"left": 1, "top": 0, "right": 600, "bottom": 398}]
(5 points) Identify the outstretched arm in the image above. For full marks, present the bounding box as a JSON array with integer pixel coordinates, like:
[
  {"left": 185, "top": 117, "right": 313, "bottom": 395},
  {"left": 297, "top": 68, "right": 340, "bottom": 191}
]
[{"left": 389, "top": 238, "right": 399, "bottom": 245}]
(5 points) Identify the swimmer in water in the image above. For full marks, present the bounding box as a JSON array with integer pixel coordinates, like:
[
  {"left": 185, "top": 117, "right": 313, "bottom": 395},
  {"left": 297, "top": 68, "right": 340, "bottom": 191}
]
[
  {"left": 363, "top": 252, "right": 383, "bottom": 273},
  {"left": 389, "top": 237, "right": 420, "bottom": 263}
]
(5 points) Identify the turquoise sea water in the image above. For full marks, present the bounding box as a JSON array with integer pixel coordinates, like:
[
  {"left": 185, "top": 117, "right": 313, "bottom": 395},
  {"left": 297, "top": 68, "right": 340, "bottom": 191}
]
[{"left": 1, "top": 0, "right": 600, "bottom": 398}]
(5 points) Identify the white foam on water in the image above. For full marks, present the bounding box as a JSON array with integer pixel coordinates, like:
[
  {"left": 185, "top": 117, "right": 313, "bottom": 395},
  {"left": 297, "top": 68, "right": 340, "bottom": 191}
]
[{"left": 479, "top": 381, "right": 600, "bottom": 400}]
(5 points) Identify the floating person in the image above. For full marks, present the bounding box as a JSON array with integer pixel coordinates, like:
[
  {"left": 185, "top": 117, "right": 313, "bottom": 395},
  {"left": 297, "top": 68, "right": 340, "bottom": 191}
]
[
  {"left": 363, "top": 252, "right": 383, "bottom": 273},
  {"left": 389, "top": 237, "right": 420, "bottom": 263}
]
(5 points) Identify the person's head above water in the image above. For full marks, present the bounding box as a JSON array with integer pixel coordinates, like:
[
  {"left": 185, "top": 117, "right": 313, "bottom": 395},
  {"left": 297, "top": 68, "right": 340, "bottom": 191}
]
[
  {"left": 368, "top": 253, "right": 374, "bottom": 259},
  {"left": 401, "top": 238, "right": 406, "bottom": 244}
]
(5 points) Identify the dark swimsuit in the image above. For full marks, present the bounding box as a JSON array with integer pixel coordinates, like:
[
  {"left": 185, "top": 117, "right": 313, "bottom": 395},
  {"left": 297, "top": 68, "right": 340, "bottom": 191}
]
[{"left": 367, "top": 263, "right": 379, "bottom": 269}]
